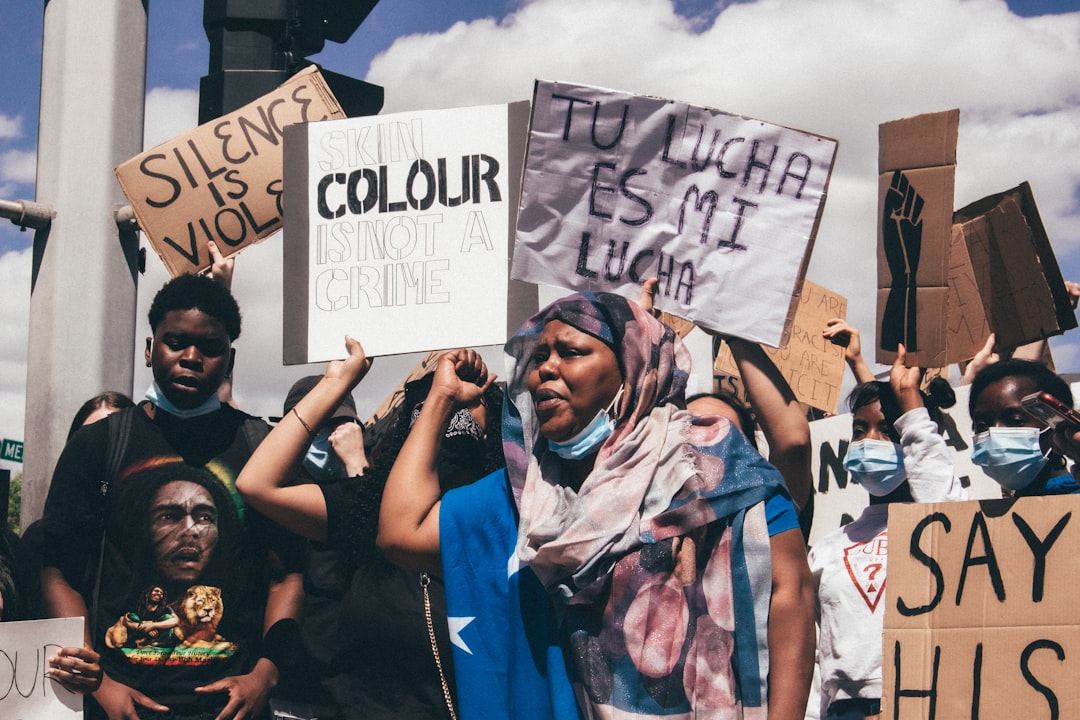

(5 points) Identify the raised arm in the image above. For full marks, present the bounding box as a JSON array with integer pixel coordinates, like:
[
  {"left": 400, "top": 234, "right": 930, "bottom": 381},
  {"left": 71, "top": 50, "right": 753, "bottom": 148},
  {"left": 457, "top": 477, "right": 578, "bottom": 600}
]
[
  {"left": 377, "top": 349, "right": 493, "bottom": 574},
  {"left": 235, "top": 336, "right": 372, "bottom": 542},
  {"left": 823, "top": 318, "right": 875, "bottom": 385},
  {"left": 725, "top": 337, "right": 812, "bottom": 511}
]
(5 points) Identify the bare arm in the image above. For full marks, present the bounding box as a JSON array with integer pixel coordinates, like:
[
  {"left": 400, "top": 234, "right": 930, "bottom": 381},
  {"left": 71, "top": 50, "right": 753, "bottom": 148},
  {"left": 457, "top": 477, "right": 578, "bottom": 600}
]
[
  {"left": 235, "top": 336, "right": 372, "bottom": 543},
  {"left": 726, "top": 337, "right": 811, "bottom": 510},
  {"left": 766, "top": 528, "right": 815, "bottom": 720},
  {"left": 823, "top": 318, "right": 875, "bottom": 385},
  {"left": 377, "top": 349, "right": 493, "bottom": 574}
]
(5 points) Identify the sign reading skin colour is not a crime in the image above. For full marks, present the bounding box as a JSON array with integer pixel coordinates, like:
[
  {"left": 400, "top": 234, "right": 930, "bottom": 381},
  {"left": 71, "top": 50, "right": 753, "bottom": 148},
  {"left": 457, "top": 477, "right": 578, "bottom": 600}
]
[
  {"left": 283, "top": 102, "right": 534, "bottom": 362},
  {"left": 512, "top": 80, "right": 838, "bottom": 348}
]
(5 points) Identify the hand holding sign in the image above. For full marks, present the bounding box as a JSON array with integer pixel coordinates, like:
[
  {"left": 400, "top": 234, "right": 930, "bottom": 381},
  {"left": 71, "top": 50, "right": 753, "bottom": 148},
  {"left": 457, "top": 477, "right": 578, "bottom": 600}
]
[{"left": 47, "top": 645, "right": 102, "bottom": 694}]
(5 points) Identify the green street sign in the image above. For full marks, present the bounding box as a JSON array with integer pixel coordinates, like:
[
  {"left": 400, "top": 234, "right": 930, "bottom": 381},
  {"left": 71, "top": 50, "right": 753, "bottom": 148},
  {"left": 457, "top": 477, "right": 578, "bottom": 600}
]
[{"left": 1, "top": 438, "right": 23, "bottom": 463}]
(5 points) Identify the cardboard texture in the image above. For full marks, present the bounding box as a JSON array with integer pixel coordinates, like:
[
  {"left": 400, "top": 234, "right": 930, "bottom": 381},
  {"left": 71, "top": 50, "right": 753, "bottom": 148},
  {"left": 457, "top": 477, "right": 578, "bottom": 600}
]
[
  {"left": 511, "top": 80, "right": 838, "bottom": 348},
  {"left": 876, "top": 110, "right": 959, "bottom": 367},
  {"left": 713, "top": 279, "right": 848, "bottom": 414},
  {"left": 878, "top": 109, "right": 959, "bottom": 171},
  {"left": 952, "top": 182, "right": 1077, "bottom": 353},
  {"left": 116, "top": 66, "right": 344, "bottom": 276},
  {"left": 944, "top": 222, "right": 991, "bottom": 363},
  {"left": 883, "top": 496, "right": 1080, "bottom": 719},
  {"left": 282, "top": 101, "right": 536, "bottom": 362}
]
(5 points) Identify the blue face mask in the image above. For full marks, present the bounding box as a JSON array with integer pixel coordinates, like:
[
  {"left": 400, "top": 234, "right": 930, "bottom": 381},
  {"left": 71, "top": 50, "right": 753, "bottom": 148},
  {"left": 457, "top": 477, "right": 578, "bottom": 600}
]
[
  {"left": 843, "top": 438, "right": 908, "bottom": 496},
  {"left": 548, "top": 387, "right": 623, "bottom": 461},
  {"left": 303, "top": 426, "right": 348, "bottom": 482},
  {"left": 971, "top": 427, "right": 1050, "bottom": 491},
  {"left": 145, "top": 382, "right": 221, "bottom": 419}
]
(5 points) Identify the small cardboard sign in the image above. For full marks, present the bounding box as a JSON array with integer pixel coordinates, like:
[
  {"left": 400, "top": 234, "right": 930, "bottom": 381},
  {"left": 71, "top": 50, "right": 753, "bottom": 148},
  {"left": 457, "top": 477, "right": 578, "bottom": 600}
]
[
  {"left": 713, "top": 279, "right": 848, "bottom": 414},
  {"left": 0, "top": 617, "right": 84, "bottom": 718},
  {"left": 282, "top": 102, "right": 535, "bottom": 362},
  {"left": 951, "top": 182, "right": 1077, "bottom": 355},
  {"left": 883, "top": 496, "right": 1080, "bottom": 719},
  {"left": 876, "top": 109, "right": 959, "bottom": 367},
  {"left": 511, "top": 80, "right": 838, "bottom": 348},
  {"left": 116, "top": 66, "right": 345, "bottom": 276}
]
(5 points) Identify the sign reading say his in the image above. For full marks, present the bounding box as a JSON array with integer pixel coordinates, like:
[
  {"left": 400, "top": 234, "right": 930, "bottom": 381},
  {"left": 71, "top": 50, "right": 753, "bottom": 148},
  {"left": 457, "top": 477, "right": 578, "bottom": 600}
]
[
  {"left": 511, "top": 80, "right": 837, "bottom": 348},
  {"left": 116, "top": 66, "right": 344, "bottom": 276},
  {"left": 282, "top": 102, "right": 534, "bottom": 361},
  {"left": 884, "top": 496, "right": 1080, "bottom": 719}
]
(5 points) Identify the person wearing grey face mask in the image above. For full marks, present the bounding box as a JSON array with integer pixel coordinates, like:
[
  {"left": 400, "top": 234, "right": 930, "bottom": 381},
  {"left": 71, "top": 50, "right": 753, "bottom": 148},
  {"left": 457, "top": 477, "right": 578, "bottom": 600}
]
[{"left": 810, "top": 344, "right": 966, "bottom": 720}]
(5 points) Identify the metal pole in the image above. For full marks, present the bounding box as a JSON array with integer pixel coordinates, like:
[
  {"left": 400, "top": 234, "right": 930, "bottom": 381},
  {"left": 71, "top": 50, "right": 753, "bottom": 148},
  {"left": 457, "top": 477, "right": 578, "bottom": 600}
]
[{"left": 22, "top": 0, "right": 147, "bottom": 529}]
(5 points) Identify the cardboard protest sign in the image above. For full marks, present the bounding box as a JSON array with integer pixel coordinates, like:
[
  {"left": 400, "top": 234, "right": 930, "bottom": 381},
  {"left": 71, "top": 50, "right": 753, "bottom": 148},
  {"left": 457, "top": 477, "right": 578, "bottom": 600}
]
[
  {"left": 883, "top": 495, "right": 1080, "bottom": 719},
  {"left": 951, "top": 182, "right": 1077, "bottom": 356},
  {"left": 116, "top": 66, "right": 344, "bottom": 276},
  {"left": 282, "top": 102, "right": 535, "bottom": 361},
  {"left": 512, "top": 80, "right": 838, "bottom": 348},
  {"left": 0, "top": 617, "right": 83, "bottom": 718},
  {"left": 943, "top": 221, "right": 991, "bottom": 363},
  {"left": 876, "top": 109, "right": 959, "bottom": 368},
  {"left": 713, "top": 279, "right": 847, "bottom": 414}
]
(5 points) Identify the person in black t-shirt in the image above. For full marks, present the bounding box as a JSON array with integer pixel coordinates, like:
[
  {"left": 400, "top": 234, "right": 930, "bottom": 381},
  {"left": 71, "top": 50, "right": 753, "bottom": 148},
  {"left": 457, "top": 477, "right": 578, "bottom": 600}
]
[{"left": 40, "top": 274, "right": 304, "bottom": 720}]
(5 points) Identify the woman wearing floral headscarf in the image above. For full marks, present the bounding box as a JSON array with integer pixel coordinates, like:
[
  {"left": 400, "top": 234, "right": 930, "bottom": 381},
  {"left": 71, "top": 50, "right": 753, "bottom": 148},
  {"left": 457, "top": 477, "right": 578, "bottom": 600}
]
[{"left": 379, "top": 292, "right": 815, "bottom": 720}]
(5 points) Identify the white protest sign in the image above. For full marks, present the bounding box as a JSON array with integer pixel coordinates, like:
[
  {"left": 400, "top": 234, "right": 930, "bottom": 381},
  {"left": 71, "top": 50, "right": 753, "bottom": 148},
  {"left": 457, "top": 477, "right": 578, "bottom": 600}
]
[
  {"left": 283, "top": 102, "right": 534, "bottom": 362},
  {"left": 0, "top": 617, "right": 83, "bottom": 718},
  {"left": 512, "top": 80, "right": 838, "bottom": 348}
]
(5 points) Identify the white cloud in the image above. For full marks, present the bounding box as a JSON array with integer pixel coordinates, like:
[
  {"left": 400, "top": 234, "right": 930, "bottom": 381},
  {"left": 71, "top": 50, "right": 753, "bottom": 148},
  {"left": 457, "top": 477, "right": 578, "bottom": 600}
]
[
  {"left": 7, "top": 0, "right": 1080, "bottom": 456},
  {"left": 143, "top": 87, "right": 200, "bottom": 148},
  {"left": 368, "top": 0, "right": 1080, "bottom": 375},
  {"left": 0, "top": 149, "right": 36, "bottom": 185},
  {"left": 0, "top": 114, "right": 21, "bottom": 140}
]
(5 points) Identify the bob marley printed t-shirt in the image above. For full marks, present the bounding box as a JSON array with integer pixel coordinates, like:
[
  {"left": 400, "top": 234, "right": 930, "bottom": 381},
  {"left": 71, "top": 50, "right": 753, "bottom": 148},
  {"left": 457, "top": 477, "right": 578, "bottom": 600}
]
[{"left": 41, "top": 404, "right": 305, "bottom": 714}]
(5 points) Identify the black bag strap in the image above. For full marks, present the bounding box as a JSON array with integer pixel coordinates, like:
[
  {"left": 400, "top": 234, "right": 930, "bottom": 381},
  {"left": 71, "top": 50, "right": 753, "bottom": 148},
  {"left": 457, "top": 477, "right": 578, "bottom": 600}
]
[{"left": 89, "top": 407, "right": 135, "bottom": 639}]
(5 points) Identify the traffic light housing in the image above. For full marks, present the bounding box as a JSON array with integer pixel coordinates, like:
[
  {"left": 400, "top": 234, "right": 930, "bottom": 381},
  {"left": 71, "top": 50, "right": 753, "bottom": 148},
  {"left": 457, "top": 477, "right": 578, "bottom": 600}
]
[{"left": 199, "top": 0, "right": 383, "bottom": 123}]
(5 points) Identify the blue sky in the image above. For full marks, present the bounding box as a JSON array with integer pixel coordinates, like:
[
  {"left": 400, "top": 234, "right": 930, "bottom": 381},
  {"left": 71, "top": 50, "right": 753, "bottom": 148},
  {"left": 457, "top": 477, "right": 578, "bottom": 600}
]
[{"left": 2, "top": 0, "right": 1080, "bottom": 442}]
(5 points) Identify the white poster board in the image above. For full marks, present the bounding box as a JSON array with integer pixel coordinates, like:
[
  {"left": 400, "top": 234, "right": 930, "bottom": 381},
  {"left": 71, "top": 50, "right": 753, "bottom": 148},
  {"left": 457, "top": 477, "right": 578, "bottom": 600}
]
[
  {"left": 283, "top": 102, "right": 535, "bottom": 362},
  {"left": 512, "top": 80, "right": 838, "bottom": 348},
  {"left": 0, "top": 617, "right": 83, "bottom": 718}
]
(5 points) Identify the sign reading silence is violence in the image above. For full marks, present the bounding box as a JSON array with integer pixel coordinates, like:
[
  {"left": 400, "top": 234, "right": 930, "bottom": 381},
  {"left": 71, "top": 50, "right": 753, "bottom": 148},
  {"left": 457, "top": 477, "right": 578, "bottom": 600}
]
[
  {"left": 511, "top": 80, "right": 838, "bottom": 348},
  {"left": 116, "top": 66, "right": 344, "bottom": 276}
]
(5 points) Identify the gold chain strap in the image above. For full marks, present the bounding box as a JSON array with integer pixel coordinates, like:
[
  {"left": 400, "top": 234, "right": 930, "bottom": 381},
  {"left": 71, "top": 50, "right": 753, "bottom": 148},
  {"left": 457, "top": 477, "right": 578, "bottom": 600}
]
[{"left": 421, "top": 572, "right": 458, "bottom": 720}]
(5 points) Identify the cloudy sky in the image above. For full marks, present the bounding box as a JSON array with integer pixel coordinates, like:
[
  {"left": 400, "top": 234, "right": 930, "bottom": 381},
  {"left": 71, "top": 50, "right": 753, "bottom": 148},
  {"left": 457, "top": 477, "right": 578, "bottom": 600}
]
[{"left": 2, "top": 0, "right": 1080, "bottom": 470}]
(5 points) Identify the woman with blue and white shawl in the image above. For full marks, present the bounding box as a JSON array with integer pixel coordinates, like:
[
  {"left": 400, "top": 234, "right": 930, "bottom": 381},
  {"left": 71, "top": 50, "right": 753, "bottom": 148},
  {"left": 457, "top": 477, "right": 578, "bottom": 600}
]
[{"left": 378, "top": 291, "right": 815, "bottom": 720}]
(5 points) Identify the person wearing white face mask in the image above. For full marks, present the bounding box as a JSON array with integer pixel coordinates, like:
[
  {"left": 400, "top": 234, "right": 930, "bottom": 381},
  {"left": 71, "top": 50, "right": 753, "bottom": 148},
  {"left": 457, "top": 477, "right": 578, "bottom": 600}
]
[
  {"left": 809, "top": 345, "right": 965, "bottom": 720},
  {"left": 969, "top": 359, "right": 1080, "bottom": 497}
]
